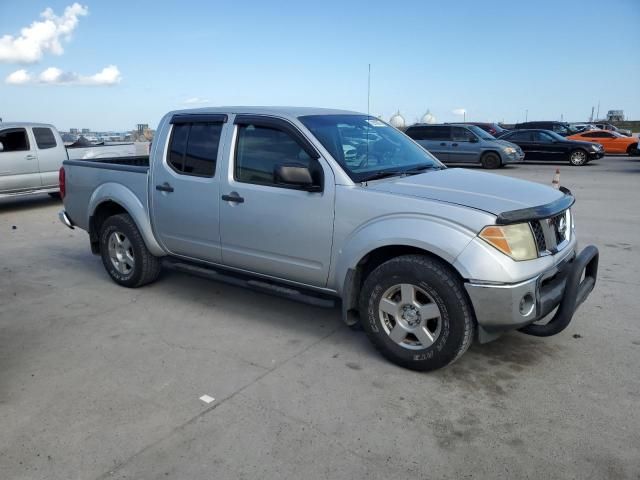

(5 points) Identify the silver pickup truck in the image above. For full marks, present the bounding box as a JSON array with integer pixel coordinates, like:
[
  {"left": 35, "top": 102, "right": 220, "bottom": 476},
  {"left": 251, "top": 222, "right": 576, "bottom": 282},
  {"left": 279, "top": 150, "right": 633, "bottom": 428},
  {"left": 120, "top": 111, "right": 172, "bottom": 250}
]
[{"left": 58, "top": 107, "right": 599, "bottom": 371}]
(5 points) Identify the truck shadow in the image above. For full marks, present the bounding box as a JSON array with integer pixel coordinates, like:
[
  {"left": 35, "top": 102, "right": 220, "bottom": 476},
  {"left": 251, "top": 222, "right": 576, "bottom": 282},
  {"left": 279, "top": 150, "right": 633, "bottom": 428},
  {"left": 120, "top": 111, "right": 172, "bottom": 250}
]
[{"left": 0, "top": 194, "right": 60, "bottom": 213}]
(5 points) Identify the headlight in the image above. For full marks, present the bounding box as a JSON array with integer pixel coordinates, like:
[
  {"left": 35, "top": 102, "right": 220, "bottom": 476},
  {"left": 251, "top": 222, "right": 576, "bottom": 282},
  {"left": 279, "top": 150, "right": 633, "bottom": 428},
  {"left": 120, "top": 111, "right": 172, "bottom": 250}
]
[
  {"left": 504, "top": 147, "right": 516, "bottom": 154},
  {"left": 591, "top": 144, "right": 601, "bottom": 150},
  {"left": 479, "top": 223, "right": 537, "bottom": 261}
]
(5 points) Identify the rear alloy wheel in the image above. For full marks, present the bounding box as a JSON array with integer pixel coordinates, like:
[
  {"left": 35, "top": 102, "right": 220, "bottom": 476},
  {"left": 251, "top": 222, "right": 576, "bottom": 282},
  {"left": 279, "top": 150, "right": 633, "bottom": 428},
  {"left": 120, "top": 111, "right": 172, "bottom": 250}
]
[
  {"left": 99, "top": 213, "right": 161, "bottom": 288},
  {"left": 481, "top": 152, "right": 501, "bottom": 169},
  {"left": 569, "top": 149, "right": 587, "bottom": 166},
  {"left": 359, "top": 255, "right": 474, "bottom": 371},
  {"left": 627, "top": 144, "right": 640, "bottom": 157}
]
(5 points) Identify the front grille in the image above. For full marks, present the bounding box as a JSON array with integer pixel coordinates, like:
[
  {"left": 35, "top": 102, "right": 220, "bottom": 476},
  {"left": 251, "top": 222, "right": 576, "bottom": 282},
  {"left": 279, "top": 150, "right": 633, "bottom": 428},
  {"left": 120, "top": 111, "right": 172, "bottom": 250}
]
[
  {"left": 530, "top": 220, "right": 546, "bottom": 252},
  {"left": 530, "top": 209, "right": 570, "bottom": 255},
  {"left": 548, "top": 213, "right": 566, "bottom": 245}
]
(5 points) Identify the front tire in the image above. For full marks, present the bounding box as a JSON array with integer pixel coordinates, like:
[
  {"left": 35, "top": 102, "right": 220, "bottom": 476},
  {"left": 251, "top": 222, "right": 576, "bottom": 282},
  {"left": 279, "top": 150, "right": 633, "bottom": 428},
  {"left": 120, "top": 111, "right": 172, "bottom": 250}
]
[
  {"left": 481, "top": 152, "right": 501, "bottom": 169},
  {"left": 99, "top": 213, "right": 161, "bottom": 288},
  {"left": 569, "top": 149, "right": 588, "bottom": 166},
  {"left": 359, "top": 255, "right": 474, "bottom": 371},
  {"left": 627, "top": 144, "right": 639, "bottom": 156}
]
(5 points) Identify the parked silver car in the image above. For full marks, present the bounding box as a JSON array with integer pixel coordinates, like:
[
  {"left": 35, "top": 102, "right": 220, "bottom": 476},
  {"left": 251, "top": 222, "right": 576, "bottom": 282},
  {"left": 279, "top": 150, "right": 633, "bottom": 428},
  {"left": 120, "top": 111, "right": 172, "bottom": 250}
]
[{"left": 58, "top": 107, "right": 598, "bottom": 371}]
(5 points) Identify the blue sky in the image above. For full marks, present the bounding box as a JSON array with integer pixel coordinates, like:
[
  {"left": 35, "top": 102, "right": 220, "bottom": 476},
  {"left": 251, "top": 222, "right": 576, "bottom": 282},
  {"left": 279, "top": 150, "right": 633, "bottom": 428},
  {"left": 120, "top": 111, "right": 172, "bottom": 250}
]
[{"left": 1, "top": 0, "right": 639, "bottom": 130}]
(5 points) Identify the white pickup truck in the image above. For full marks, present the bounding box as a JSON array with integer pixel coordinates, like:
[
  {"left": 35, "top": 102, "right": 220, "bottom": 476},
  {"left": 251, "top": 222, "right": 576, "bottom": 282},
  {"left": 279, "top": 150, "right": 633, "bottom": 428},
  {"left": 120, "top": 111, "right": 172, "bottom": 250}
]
[{"left": 0, "top": 122, "right": 137, "bottom": 198}]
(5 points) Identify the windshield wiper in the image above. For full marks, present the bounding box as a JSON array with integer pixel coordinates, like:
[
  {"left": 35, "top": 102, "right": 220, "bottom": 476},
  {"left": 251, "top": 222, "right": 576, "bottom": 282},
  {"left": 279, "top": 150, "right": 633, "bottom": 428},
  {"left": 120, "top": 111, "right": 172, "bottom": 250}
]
[{"left": 360, "top": 164, "right": 442, "bottom": 183}]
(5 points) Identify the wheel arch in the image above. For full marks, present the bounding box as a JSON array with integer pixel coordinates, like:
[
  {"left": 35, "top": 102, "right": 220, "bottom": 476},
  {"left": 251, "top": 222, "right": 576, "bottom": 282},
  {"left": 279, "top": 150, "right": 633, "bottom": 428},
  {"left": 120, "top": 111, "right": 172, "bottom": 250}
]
[
  {"left": 88, "top": 183, "right": 165, "bottom": 256},
  {"left": 338, "top": 225, "right": 475, "bottom": 327}
]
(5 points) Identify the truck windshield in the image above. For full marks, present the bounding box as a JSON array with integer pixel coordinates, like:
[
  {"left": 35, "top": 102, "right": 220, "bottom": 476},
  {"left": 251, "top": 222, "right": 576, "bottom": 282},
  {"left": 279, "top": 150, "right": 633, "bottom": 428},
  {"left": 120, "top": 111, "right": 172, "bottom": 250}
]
[{"left": 299, "top": 114, "right": 442, "bottom": 182}]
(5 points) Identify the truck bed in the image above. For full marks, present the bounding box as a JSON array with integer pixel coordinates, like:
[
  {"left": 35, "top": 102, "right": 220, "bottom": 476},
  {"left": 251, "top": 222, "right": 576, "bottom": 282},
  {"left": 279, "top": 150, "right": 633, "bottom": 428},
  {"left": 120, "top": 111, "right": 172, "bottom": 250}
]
[{"left": 64, "top": 155, "right": 150, "bottom": 173}]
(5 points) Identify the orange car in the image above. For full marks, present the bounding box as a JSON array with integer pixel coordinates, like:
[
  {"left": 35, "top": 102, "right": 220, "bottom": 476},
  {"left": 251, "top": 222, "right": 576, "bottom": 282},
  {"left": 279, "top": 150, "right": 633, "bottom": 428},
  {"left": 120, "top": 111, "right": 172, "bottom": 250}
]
[{"left": 567, "top": 130, "right": 639, "bottom": 156}]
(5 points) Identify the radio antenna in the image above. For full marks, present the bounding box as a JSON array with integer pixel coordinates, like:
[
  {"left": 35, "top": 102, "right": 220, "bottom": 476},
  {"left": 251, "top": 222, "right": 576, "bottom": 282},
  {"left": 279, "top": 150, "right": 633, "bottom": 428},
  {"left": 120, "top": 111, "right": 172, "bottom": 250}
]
[{"left": 367, "top": 63, "right": 371, "bottom": 117}]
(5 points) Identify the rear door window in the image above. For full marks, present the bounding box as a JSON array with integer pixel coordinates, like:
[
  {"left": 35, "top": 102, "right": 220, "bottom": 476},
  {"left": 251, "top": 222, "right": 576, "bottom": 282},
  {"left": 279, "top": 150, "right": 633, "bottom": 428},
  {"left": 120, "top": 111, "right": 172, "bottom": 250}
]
[
  {"left": 506, "top": 131, "right": 532, "bottom": 142},
  {"left": 167, "top": 123, "right": 222, "bottom": 177},
  {"left": 421, "top": 126, "right": 451, "bottom": 141},
  {"left": 0, "top": 128, "right": 30, "bottom": 152},
  {"left": 33, "top": 127, "right": 57, "bottom": 149}
]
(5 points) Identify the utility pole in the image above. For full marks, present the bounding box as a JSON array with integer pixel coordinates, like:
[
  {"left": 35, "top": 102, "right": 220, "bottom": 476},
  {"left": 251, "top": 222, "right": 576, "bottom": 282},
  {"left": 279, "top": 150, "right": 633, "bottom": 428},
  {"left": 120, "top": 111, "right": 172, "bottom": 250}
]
[
  {"left": 525, "top": 109, "right": 528, "bottom": 122},
  {"left": 367, "top": 64, "right": 371, "bottom": 117},
  {"left": 596, "top": 101, "right": 600, "bottom": 121},
  {"left": 590, "top": 106, "right": 595, "bottom": 122}
]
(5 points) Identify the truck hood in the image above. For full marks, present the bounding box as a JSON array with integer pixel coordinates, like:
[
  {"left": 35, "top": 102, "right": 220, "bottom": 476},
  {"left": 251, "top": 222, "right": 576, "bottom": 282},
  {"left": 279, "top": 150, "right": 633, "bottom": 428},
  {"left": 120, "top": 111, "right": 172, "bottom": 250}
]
[{"left": 367, "top": 168, "right": 564, "bottom": 216}]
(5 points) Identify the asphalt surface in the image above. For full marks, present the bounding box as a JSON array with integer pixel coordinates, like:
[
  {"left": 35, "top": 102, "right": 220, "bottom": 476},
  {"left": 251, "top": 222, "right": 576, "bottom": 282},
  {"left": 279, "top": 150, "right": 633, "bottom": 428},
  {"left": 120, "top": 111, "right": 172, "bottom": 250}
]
[{"left": 1, "top": 156, "right": 639, "bottom": 479}]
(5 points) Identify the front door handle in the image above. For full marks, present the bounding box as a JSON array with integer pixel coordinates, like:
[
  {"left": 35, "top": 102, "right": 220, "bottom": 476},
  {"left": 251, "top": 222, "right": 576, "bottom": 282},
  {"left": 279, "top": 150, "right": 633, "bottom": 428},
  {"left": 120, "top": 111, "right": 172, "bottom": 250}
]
[
  {"left": 25, "top": 154, "right": 36, "bottom": 160},
  {"left": 440, "top": 142, "right": 447, "bottom": 146},
  {"left": 155, "top": 182, "right": 174, "bottom": 193},
  {"left": 221, "top": 192, "right": 244, "bottom": 203},
  {"left": 451, "top": 143, "right": 459, "bottom": 147}
]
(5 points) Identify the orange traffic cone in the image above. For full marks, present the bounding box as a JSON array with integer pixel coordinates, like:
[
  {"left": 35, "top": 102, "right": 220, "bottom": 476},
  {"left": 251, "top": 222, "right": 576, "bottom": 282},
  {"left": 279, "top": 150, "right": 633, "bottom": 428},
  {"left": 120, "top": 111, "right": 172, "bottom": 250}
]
[{"left": 552, "top": 168, "right": 560, "bottom": 189}]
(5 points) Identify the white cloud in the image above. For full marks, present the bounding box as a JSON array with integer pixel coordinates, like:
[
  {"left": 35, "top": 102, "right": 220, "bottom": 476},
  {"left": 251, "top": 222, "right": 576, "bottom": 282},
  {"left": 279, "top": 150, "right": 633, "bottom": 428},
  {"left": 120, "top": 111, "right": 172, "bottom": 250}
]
[
  {"left": 5, "top": 65, "right": 121, "bottom": 86},
  {"left": 184, "top": 97, "right": 210, "bottom": 104},
  {"left": 0, "top": 3, "right": 88, "bottom": 64},
  {"left": 452, "top": 108, "right": 467, "bottom": 116},
  {"left": 5, "top": 69, "right": 32, "bottom": 84}
]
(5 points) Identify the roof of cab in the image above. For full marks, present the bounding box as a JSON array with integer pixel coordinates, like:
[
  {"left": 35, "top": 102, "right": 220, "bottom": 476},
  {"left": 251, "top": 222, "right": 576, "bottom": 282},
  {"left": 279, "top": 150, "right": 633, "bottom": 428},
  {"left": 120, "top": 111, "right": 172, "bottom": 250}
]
[
  {"left": 166, "top": 106, "right": 364, "bottom": 119},
  {"left": 0, "top": 122, "right": 56, "bottom": 129}
]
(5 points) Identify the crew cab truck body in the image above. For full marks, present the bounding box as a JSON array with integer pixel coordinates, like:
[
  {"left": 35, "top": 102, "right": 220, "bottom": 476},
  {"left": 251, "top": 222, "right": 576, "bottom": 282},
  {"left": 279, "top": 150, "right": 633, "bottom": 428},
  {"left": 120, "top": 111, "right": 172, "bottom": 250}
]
[{"left": 59, "top": 107, "right": 599, "bottom": 371}]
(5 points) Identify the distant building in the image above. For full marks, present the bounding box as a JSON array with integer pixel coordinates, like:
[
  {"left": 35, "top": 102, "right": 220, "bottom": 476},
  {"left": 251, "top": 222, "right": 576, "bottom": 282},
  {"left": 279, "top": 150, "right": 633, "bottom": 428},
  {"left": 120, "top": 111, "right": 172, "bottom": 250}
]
[
  {"left": 70, "top": 128, "right": 78, "bottom": 134},
  {"left": 389, "top": 111, "right": 406, "bottom": 129},
  {"left": 137, "top": 123, "right": 149, "bottom": 134},
  {"left": 81, "top": 128, "right": 90, "bottom": 134},
  {"left": 606, "top": 110, "right": 624, "bottom": 122}
]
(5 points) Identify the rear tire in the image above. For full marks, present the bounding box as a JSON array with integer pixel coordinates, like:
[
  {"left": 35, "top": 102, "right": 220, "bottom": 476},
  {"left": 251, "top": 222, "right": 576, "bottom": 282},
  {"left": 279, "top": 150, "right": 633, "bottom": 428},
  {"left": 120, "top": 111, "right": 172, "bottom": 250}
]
[
  {"left": 569, "top": 149, "right": 588, "bottom": 166},
  {"left": 481, "top": 152, "right": 501, "bottom": 169},
  {"left": 627, "top": 144, "right": 639, "bottom": 156},
  {"left": 359, "top": 255, "right": 474, "bottom": 371},
  {"left": 99, "top": 213, "right": 161, "bottom": 288}
]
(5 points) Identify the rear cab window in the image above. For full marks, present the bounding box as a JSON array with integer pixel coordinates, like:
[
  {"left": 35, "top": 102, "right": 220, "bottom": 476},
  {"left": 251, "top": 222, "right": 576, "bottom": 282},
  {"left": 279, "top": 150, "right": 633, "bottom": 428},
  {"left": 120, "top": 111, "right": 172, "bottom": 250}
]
[
  {"left": 33, "top": 127, "right": 57, "bottom": 149},
  {"left": 167, "top": 121, "right": 223, "bottom": 177}
]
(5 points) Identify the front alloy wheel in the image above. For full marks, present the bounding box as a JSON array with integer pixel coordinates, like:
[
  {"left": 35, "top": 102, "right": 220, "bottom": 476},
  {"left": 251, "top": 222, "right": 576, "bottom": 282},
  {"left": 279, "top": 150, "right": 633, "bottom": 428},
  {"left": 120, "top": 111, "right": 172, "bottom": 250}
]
[
  {"left": 379, "top": 283, "right": 442, "bottom": 350},
  {"left": 569, "top": 150, "right": 587, "bottom": 166}
]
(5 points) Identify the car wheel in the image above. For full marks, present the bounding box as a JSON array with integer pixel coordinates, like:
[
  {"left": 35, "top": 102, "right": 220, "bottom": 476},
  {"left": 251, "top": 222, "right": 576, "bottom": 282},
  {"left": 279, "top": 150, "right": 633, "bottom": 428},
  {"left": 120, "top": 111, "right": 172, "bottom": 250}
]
[
  {"left": 481, "top": 152, "right": 501, "bottom": 169},
  {"left": 627, "top": 144, "right": 640, "bottom": 156},
  {"left": 569, "top": 149, "right": 588, "bottom": 166},
  {"left": 359, "top": 255, "right": 474, "bottom": 372},
  {"left": 99, "top": 213, "right": 161, "bottom": 288}
]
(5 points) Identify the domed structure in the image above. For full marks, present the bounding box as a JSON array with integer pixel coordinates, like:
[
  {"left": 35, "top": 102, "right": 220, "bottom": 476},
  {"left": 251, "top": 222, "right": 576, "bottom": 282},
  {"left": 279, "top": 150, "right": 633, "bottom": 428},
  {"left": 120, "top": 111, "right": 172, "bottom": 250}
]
[
  {"left": 421, "top": 110, "right": 436, "bottom": 124},
  {"left": 389, "top": 110, "right": 405, "bottom": 129}
]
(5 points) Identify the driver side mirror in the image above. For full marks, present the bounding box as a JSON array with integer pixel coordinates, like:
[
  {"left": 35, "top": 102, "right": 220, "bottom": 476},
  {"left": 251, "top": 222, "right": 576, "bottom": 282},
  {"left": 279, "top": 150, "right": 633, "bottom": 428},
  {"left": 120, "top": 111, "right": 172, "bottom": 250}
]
[
  {"left": 274, "top": 163, "right": 321, "bottom": 192},
  {"left": 0, "top": 141, "right": 4, "bottom": 152}
]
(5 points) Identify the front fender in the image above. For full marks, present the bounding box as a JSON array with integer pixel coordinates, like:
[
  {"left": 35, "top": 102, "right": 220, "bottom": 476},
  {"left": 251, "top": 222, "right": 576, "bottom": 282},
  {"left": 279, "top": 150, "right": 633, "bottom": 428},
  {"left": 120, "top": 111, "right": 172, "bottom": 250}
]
[
  {"left": 332, "top": 214, "right": 476, "bottom": 296},
  {"left": 88, "top": 182, "right": 165, "bottom": 256}
]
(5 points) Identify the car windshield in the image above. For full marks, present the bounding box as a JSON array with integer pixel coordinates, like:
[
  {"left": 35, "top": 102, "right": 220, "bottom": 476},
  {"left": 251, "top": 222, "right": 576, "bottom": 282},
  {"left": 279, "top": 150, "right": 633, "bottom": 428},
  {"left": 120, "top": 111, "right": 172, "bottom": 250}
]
[
  {"left": 299, "top": 114, "right": 443, "bottom": 182},
  {"left": 466, "top": 125, "right": 496, "bottom": 140}
]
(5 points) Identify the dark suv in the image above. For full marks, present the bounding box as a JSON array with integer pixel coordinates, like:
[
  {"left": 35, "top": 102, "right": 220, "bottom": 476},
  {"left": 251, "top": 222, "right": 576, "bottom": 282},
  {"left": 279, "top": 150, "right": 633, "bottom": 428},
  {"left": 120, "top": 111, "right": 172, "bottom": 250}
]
[{"left": 513, "top": 122, "right": 578, "bottom": 137}]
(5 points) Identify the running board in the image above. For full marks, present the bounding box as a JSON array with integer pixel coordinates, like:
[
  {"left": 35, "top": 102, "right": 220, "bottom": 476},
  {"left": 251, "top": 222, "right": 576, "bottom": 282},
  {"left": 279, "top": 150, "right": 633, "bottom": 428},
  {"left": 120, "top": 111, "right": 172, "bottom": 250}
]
[{"left": 162, "top": 259, "right": 336, "bottom": 308}]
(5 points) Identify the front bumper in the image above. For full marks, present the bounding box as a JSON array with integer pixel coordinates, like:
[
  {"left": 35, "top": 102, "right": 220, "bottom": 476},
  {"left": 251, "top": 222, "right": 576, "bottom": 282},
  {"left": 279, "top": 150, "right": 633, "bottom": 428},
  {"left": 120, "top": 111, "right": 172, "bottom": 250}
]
[
  {"left": 465, "top": 245, "right": 599, "bottom": 342},
  {"left": 588, "top": 150, "right": 605, "bottom": 160},
  {"left": 503, "top": 151, "right": 525, "bottom": 164}
]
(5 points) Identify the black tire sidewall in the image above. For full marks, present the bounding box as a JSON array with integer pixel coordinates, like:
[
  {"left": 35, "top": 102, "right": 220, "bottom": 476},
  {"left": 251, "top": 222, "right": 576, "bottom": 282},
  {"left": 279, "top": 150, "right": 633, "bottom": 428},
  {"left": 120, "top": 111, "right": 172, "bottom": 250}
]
[
  {"left": 359, "top": 256, "right": 472, "bottom": 371},
  {"left": 481, "top": 153, "right": 501, "bottom": 169},
  {"left": 99, "top": 215, "right": 144, "bottom": 287}
]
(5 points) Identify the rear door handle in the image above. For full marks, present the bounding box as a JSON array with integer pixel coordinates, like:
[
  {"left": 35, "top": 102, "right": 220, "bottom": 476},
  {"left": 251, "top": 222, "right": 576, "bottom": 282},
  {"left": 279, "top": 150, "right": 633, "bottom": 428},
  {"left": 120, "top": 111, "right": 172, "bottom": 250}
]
[
  {"left": 221, "top": 193, "right": 244, "bottom": 203},
  {"left": 25, "top": 154, "right": 36, "bottom": 160},
  {"left": 155, "top": 183, "right": 174, "bottom": 193},
  {"left": 440, "top": 142, "right": 447, "bottom": 146},
  {"left": 452, "top": 143, "right": 459, "bottom": 147}
]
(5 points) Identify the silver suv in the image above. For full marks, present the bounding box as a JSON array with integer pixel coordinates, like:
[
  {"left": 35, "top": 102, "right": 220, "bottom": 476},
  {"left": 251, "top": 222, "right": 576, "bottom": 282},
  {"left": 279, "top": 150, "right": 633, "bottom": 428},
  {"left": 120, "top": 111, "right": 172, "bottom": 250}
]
[{"left": 405, "top": 124, "right": 524, "bottom": 168}]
